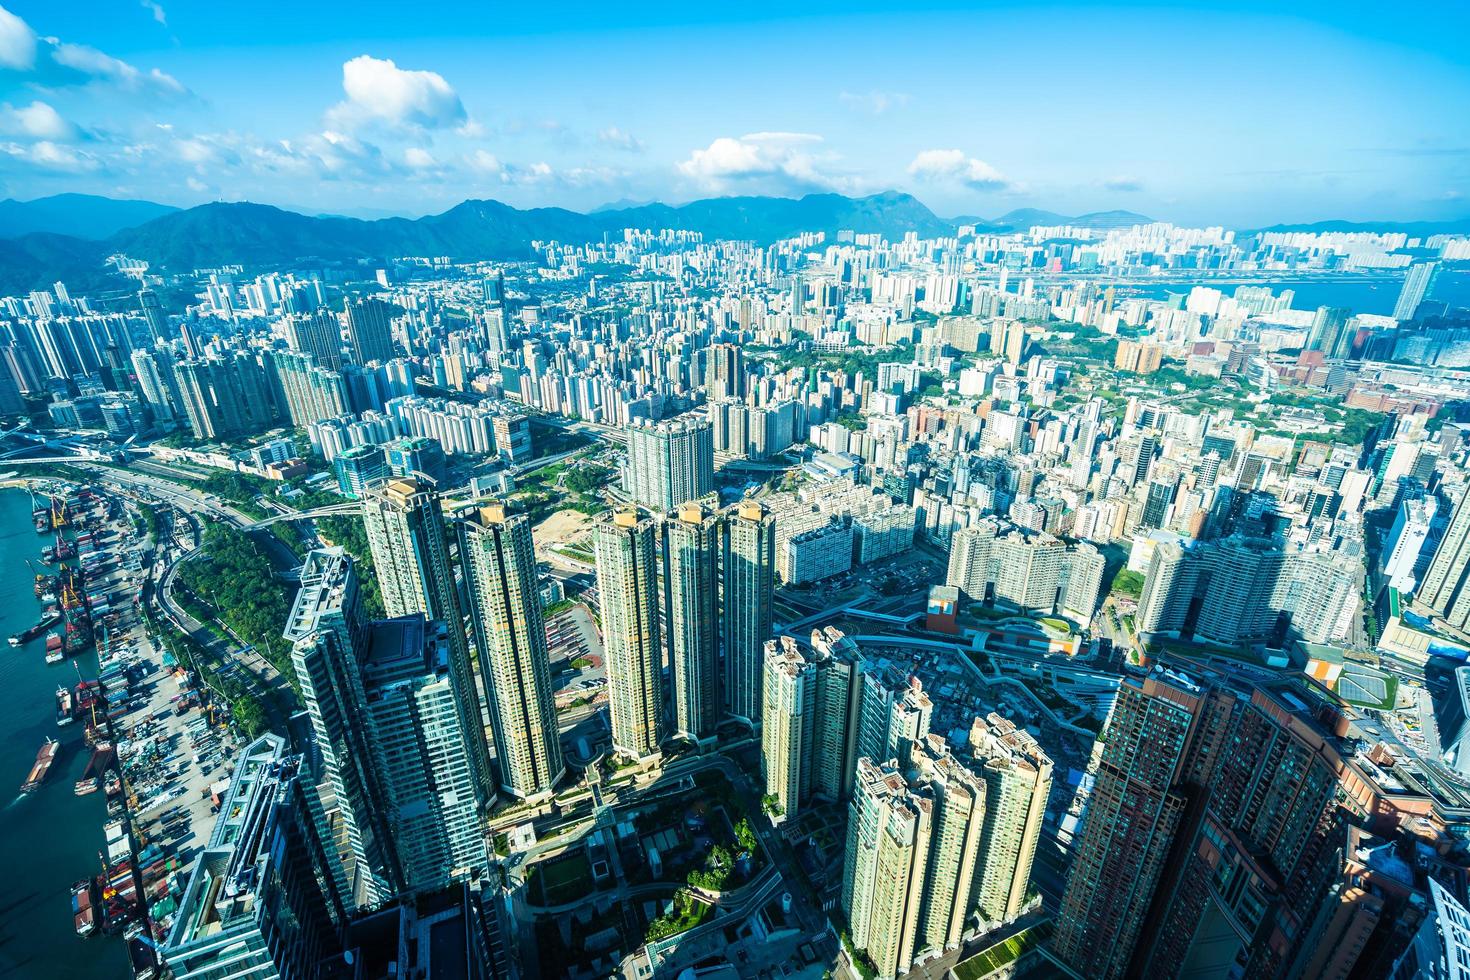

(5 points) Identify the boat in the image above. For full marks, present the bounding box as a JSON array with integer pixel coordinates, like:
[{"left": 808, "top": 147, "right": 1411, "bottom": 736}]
[
  {"left": 45, "top": 632, "right": 64, "bottom": 664},
  {"left": 128, "top": 935, "right": 158, "bottom": 980},
  {"left": 11, "top": 612, "right": 62, "bottom": 646},
  {"left": 56, "top": 685, "right": 74, "bottom": 725},
  {"left": 71, "top": 878, "right": 97, "bottom": 937},
  {"left": 75, "top": 777, "right": 100, "bottom": 795},
  {"left": 21, "top": 738, "right": 59, "bottom": 793}
]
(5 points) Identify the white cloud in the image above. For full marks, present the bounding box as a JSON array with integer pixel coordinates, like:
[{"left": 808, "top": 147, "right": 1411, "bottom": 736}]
[
  {"left": 404, "top": 146, "right": 436, "bottom": 169},
  {"left": 677, "top": 132, "right": 833, "bottom": 193},
  {"left": 1, "top": 139, "right": 97, "bottom": 171},
  {"left": 0, "top": 3, "right": 36, "bottom": 70},
  {"left": 333, "top": 55, "right": 466, "bottom": 131},
  {"left": 0, "top": 100, "right": 72, "bottom": 140},
  {"left": 140, "top": 0, "right": 167, "bottom": 26},
  {"left": 907, "top": 149, "right": 1009, "bottom": 190},
  {"left": 597, "top": 126, "right": 643, "bottom": 152},
  {"left": 1102, "top": 175, "right": 1144, "bottom": 192},
  {"left": 839, "top": 90, "right": 909, "bottom": 114},
  {"left": 466, "top": 149, "right": 503, "bottom": 174},
  {"left": 49, "top": 41, "right": 186, "bottom": 95}
]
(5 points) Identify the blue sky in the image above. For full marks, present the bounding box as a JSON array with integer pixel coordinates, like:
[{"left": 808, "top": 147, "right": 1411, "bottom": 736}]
[{"left": 0, "top": 0, "right": 1466, "bottom": 225}]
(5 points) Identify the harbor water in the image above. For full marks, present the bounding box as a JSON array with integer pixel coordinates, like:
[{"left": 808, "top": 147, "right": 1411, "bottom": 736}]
[{"left": 0, "top": 489, "right": 127, "bottom": 979}]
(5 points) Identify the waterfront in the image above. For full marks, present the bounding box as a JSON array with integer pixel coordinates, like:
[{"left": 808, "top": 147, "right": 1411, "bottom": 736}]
[
  {"left": 0, "top": 489, "right": 127, "bottom": 980},
  {"left": 1117, "top": 269, "right": 1470, "bottom": 318}
]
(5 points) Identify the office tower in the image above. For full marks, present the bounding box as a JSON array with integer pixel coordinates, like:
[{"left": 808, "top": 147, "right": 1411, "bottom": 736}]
[
  {"left": 1142, "top": 472, "right": 1179, "bottom": 529},
  {"left": 967, "top": 714, "right": 1053, "bottom": 924},
  {"left": 1393, "top": 261, "right": 1439, "bottom": 321},
  {"left": 284, "top": 549, "right": 401, "bottom": 904},
  {"left": 1052, "top": 672, "right": 1206, "bottom": 978},
  {"left": 336, "top": 444, "right": 389, "bottom": 498},
  {"left": 1381, "top": 496, "right": 1437, "bottom": 594},
  {"left": 491, "top": 413, "right": 533, "bottom": 464},
  {"left": 345, "top": 297, "right": 397, "bottom": 364},
  {"left": 459, "top": 503, "right": 565, "bottom": 800},
  {"left": 284, "top": 309, "right": 345, "bottom": 371},
  {"left": 1421, "top": 483, "right": 1470, "bottom": 630},
  {"left": 163, "top": 734, "right": 348, "bottom": 980},
  {"left": 843, "top": 757, "right": 934, "bottom": 978},
  {"left": 361, "top": 479, "right": 495, "bottom": 806},
  {"left": 383, "top": 435, "right": 447, "bottom": 484},
  {"left": 1307, "top": 306, "right": 1351, "bottom": 354},
  {"left": 270, "top": 348, "right": 348, "bottom": 427},
  {"left": 662, "top": 503, "right": 721, "bottom": 743},
  {"left": 358, "top": 615, "right": 487, "bottom": 891},
  {"left": 623, "top": 414, "right": 714, "bottom": 511},
  {"left": 723, "top": 503, "right": 774, "bottom": 727},
  {"left": 139, "top": 287, "right": 169, "bottom": 343},
  {"left": 594, "top": 510, "right": 664, "bottom": 759},
  {"left": 1133, "top": 432, "right": 1159, "bottom": 484}
]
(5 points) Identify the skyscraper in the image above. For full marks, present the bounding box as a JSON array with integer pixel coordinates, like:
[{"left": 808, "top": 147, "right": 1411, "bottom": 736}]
[
  {"left": 706, "top": 342, "right": 745, "bottom": 400},
  {"left": 1393, "top": 261, "right": 1439, "bottom": 321},
  {"left": 1055, "top": 667, "right": 1376, "bottom": 978},
  {"left": 284, "top": 308, "right": 345, "bottom": 371},
  {"left": 841, "top": 731, "right": 1030, "bottom": 977},
  {"left": 843, "top": 757, "right": 934, "bottom": 979},
  {"left": 761, "top": 629, "right": 870, "bottom": 823},
  {"left": 172, "top": 352, "right": 278, "bottom": 441},
  {"left": 967, "top": 714, "right": 1052, "bottom": 924},
  {"left": 623, "top": 414, "right": 714, "bottom": 512},
  {"left": 594, "top": 509, "right": 664, "bottom": 760},
  {"left": 345, "top": 296, "right": 397, "bottom": 364},
  {"left": 1307, "top": 305, "right": 1351, "bottom": 355},
  {"left": 361, "top": 479, "right": 495, "bottom": 807},
  {"left": 358, "top": 615, "right": 487, "bottom": 892},
  {"left": 662, "top": 503, "right": 721, "bottom": 743},
  {"left": 269, "top": 348, "right": 348, "bottom": 427},
  {"left": 1420, "top": 482, "right": 1470, "bottom": 631},
  {"left": 459, "top": 503, "right": 565, "bottom": 800},
  {"left": 761, "top": 637, "right": 815, "bottom": 822},
  {"left": 284, "top": 548, "right": 402, "bottom": 904},
  {"left": 1052, "top": 671, "right": 1205, "bottom": 978},
  {"left": 163, "top": 734, "right": 348, "bottom": 980},
  {"left": 139, "top": 287, "right": 169, "bottom": 343},
  {"left": 722, "top": 500, "right": 776, "bottom": 725},
  {"left": 1135, "top": 536, "right": 1362, "bottom": 647},
  {"left": 285, "top": 550, "right": 489, "bottom": 902}
]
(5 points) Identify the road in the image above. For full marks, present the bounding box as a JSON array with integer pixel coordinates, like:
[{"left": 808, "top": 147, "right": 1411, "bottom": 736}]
[{"left": 75, "top": 462, "right": 301, "bottom": 724}]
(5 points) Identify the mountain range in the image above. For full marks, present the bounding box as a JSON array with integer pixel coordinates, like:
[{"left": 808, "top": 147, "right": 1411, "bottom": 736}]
[
  {"left": 952, "top": 208, "right": 1154, "bottom": 231},
  {"left": 0, "top": 193, "right": 179, "bottom": 241},
  {"left": 0, "top": 191, "right": 1463, "bottom": 296},
  {"left": 0, "top": 191, "right": 962, "bottom": 291}
]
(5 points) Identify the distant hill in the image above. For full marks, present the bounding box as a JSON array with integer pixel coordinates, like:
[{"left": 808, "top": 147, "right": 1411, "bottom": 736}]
[
  {"left": 1251, "top": 217, "right": 1470, "bottom": 237},
  {"left": 953, "top": 208, "right": 1153, "bottom": 232},
  {"left": 0, "top": 193, "right": 178, "bottom": 240},
  {"left": 0, "top": 191, "right": 956, "bottom": 291}
]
